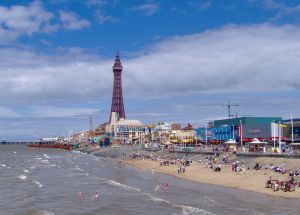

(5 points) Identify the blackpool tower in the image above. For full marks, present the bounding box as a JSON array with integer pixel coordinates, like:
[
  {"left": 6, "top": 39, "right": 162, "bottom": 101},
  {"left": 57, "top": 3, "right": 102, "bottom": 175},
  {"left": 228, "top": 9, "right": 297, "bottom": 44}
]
[{"left": 110, "top": 51, "right": 125, "bottom": 121}]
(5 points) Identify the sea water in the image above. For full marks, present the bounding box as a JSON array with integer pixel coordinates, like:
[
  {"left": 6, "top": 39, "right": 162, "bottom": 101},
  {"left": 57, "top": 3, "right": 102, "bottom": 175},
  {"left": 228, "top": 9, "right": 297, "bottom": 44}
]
[{"left": 0, "top": 145, "right": 299, "bottom": 215}]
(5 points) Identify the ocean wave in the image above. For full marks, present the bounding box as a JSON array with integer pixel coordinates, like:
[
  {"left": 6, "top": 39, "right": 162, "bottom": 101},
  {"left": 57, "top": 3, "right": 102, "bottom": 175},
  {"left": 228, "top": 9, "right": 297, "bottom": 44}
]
[
  {"left": 24, "top": 169, "right": 29, "bottom": 173},
  {"left": 1, "top": 163, "right": 7, "bottom": 167},
  {"left": 74, "top": 165, "right": 83, "bottom": 171},
  {"left": 146, "top": 195, "right": 171, "bottom": 204},
  {"left": 103, "top": 180, "right": 141, "bottom": 192},
  {"left": 180, "top": 205, "right": 216, "bottom": 215},
  {"left": 31, "top": 210, "right": 55, "bottom": 215},
  {"left": 47, "top": 164, "right": 57, "bottom": 168},
  {"left": 32, "top": 180, "right": 43, "bottom": 188},
  {"left": 43, "top": 154, "right": 51, "bottom": 159},
  {"left": 17, "top": 175, "right": 27, "bottom": 180},
  {"left": 203, "top": 196, "right": 224, "bottom": 207},
  {"left": 103, "top": 179, "right": 214, "bottom": 215},
  {"left": 143, "top": 191, "right": 214, "bottom": 215},
  {"left": 29, "top": 166, "right": 36, "bottom": 170}
]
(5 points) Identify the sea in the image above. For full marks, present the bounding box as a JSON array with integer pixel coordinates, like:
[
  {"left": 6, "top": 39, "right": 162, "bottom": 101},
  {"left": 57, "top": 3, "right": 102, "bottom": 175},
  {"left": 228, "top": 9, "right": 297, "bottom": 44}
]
[{"left": 0, "top": 145, "right": 299, "bottom": 215}]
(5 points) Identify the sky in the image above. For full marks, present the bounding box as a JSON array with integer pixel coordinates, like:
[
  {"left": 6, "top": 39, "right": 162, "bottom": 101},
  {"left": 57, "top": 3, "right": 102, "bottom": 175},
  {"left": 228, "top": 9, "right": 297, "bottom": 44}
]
[{"left": 0, "top": 0, "right": 300, "bottom": 141}]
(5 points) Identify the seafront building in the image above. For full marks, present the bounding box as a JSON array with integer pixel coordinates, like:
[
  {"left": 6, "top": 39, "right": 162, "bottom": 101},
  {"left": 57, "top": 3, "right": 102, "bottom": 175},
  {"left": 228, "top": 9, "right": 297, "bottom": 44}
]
[
  {"left": 66, "top": 51, "right": 300, "bottom": 156},
  {"left": 195, "top": 117, "right": 285, "bottom": 143}
]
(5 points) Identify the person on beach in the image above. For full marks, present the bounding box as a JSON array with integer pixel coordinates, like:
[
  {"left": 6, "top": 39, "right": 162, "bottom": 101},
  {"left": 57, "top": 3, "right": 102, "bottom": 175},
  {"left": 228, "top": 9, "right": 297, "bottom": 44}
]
[
  {"left": 91, "top": 192, "right": 99, "bottom": 200},
  {"left": 164, "top": 183, "right": 169, "bottom": 191},
  {"left": 78, "top": 191, "right": 83, "bottom": 198},
  {"left": 152, "top": 168, "right": 155, "bottom": 175},
  {"left": 154, "top": 184, "right": 160, "bottom": 191}
]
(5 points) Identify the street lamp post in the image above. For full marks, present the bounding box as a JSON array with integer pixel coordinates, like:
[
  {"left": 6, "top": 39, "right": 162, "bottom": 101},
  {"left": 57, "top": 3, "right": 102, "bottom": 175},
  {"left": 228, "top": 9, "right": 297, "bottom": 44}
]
[
  {"left": 240, "top": 120, "right": 243, "bottom": 145},
  {"left": 290, "top": 114, "right": 294, "bottom": 144}
]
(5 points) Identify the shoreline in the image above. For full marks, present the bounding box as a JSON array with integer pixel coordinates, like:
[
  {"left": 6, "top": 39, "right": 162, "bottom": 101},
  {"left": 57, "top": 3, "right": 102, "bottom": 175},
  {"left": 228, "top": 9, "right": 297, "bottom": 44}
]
[
  {"left": 125, "top": 158, "right": 300, "bottom": 199},
  {"left": 76, "top": 146, "right": 300, "bottom": 199}
]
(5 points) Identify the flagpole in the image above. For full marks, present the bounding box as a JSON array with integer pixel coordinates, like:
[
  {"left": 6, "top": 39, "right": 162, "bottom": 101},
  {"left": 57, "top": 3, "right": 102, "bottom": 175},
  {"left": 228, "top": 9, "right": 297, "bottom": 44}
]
[{"left": 273, "top": 120, "right": 275, "bottom": 151}]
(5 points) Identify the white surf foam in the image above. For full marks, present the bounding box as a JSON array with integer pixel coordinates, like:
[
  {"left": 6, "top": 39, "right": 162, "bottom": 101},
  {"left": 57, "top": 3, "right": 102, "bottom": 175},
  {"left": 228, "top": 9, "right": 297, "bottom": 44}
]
[
  {"left": 180, "top": 205, "right": 216, "bottom": 215},
  {"left": 29, "top": 166, "right": 36, "bottom": 170},
  {"left": 43, "top": 154, "right": 50, "bottom": 158},
  {"left": 24, "top": 169, "right": 29, "bottom": 173},
  {"left": 17, "top": 175, "right": 27, "bottom": 180},
  {"left": 1, "top": 163, "right": 7, "bottom": 167},
  {"left": 32, "top": 210, "right": 55, "bottom": 215},
  {"left": 74, "top": 165, "right": 83, "bottom": 171},
  {"left": 41, "top": 160, "right": 50, "bottom": 165},
  {"left": 103, "top": 180, "right": 141, "bottom": 192},
  {"left": 32, "top": 180, "right": 43, "bottom": 188},
  {"left": 147, "top": 195, "right": 171, "bottom": 204},
  {"left": 103, "top": 180, "right": 214, "bottom": 215},
  {"left": 203, "top": 196, "right": 224, "bottom": 207},
  {"left": 14, "top": 151, "right": 17, "bottom": 154}
]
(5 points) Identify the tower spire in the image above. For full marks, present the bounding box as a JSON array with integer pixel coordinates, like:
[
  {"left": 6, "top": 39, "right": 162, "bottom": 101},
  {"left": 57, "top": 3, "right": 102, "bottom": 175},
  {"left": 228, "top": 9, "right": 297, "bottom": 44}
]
[{"left": 110, "top": 51, "right": 125, "bottom": 121}]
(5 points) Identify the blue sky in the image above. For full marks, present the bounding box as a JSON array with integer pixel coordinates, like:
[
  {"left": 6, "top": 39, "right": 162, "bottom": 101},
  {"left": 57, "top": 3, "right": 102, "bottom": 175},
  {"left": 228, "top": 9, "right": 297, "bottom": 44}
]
[{"left": 0, "top": 0, "right": 300, "bottom": 140}]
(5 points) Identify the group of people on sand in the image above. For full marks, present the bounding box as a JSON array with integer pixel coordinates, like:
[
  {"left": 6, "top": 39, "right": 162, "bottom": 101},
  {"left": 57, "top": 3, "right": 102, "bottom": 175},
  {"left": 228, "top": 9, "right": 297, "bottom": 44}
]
[
  {"left": 177, "top": 165, "right": 186, "bottom": 174},
  {"left": 231, "top": 160, "right": 246, "bottom": 174}
]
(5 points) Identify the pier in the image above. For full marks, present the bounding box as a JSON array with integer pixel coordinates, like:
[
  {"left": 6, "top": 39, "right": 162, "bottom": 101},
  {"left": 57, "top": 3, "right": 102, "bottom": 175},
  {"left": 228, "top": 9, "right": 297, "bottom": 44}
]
[{"left": 0, "top": 141, "right": 54, "bottom": 145}]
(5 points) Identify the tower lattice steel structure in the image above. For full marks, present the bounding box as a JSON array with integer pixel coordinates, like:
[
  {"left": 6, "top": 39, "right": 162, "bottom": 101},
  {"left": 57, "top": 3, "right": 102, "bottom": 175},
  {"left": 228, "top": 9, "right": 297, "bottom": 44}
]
[{"left": 110, "top": 51, "right": 125, "bottom": 121}]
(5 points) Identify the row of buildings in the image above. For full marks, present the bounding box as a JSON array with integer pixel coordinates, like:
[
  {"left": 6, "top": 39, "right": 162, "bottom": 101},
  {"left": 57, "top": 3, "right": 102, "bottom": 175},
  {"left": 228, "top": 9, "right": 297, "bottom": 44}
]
[
  {"left": 69, "top": 116, "right": 300, "bottom": 149},
  {"left": 69, "top": 53, "right": 299, "bottom": 150}
]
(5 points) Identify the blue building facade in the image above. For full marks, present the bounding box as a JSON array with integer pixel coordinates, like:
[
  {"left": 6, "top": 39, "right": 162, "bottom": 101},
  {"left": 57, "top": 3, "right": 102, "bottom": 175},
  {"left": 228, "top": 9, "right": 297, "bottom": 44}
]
[{"left": 195, "top": 126, "right": 239, "bottom": 142}]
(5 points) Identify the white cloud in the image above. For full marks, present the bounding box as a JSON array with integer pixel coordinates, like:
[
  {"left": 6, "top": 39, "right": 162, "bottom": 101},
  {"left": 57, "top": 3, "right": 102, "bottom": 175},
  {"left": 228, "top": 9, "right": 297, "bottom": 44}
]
[
  {"left": 189, "top": 1, "right": 212, "bottom": 11},
  {"left": 95, "top": 9, "right": 119, "bottom": 24},
  {"left": 0, "top": 24, "right": 300, "bottom": 113},
  {"left": 28, "top": 106, "right": 100, "bottom": 118},
  {"left": 0, "top": 1, "right": 92, "bottom": 43},
  {"left": 130, "top": 3, "right": 160, "bottom": 16},
  {"left": 85, "top": 0, "right": 108, "bottom": 6},
  {"left": 59, "top": 10, "right": 90, "bottom": 30},
  {"left": 261, "top": 0, "right": 300, "bottom": 21},
  {"left": 0, "top": 1, "right": 55, "bottom": 43},
  {"left": 0, "top": 106, "right": 19, "bottom": 118}
]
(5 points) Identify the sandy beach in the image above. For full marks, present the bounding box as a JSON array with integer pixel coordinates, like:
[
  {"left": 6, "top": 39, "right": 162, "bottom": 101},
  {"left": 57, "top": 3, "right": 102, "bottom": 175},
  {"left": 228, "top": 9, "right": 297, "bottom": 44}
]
[
  {"left": 77, "top": 146, "right": 300, "bottom": 198},
  {"left": 126, "top": 157, "right": 300, "bottom": 198}
]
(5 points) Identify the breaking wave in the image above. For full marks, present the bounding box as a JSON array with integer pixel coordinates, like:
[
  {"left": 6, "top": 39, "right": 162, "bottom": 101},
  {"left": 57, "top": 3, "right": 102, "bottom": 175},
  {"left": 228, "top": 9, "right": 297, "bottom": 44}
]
[
  {"left": 32, "top": 180, "right": 43, "bottom": 188},
  {"left": 103, "top": 180, "right": 141, "bottom": 192},
  {"left": 102, "top": 179, "right": 214, "bottom": 215},
  {"left": 43, "top": 154, "right": 51, "bottom": 159},
  {"left": 31, "top": 211, "right": 55, "bottom": 215},
  {"left": 17, "top": 175, "right": 27, "bottom": 180},
  {"left": 180, "top": 205, "right": 216, "bottom": 215}
]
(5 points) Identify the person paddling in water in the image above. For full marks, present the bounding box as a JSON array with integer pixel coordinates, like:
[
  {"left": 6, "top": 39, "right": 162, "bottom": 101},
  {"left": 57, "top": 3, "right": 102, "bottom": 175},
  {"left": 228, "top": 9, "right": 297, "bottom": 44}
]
[
  {"left": 91, "top": 192, "right": 99, "bottom": 200},
  {"left": 163, "top": 183, "right": 169, "bottom": 191}
]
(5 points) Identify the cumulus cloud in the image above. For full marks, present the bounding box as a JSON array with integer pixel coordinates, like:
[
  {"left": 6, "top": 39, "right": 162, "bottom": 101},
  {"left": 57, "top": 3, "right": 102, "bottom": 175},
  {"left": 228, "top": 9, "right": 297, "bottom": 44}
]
[
  {"left": 0, "top": 1, "right": 92, "bottom": 43},
  {"left": 253, "top": 0, "right": 300, "bottom": 21},
  {"left": 59, "top": 10, "right": 90, "bottom": 30},
  {"left": 130, "top": 3, "right": 160, "bottom": 16},
  {"left": 0, "top": 24, "right": 300, "bottom": 104},
  {"left": 0, "top": 1, "right": 56, "bottom": 43},
  {"left": 95, "top": 9, "right": 119, "bottom": 24},
  {"left": 189, "top": 1, "right": 212, "bottom": 11},
  {"left": 85, "top": 0, "right": 108, "bottom": 6}
]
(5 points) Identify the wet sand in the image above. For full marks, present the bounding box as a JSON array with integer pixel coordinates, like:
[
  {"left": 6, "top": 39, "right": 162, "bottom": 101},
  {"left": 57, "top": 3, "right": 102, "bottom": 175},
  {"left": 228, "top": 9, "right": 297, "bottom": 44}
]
[{"left": 126, "top": 158, "right": 300, "bottom": 198}]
